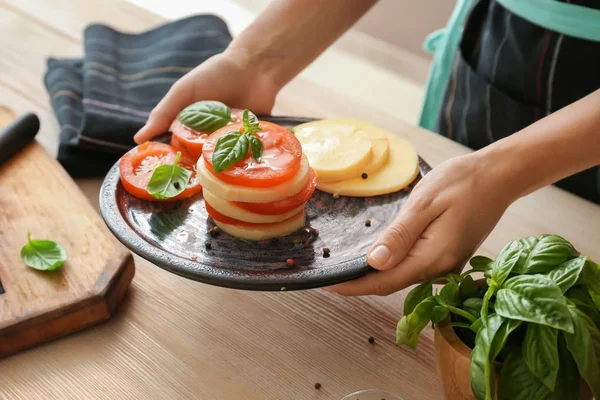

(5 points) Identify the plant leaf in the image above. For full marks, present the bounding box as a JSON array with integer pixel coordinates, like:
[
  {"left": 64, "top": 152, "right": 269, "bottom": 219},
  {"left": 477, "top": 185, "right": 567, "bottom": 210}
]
[
  {"left": 20, "top": 233, "right": 67, "bottom": 271},
  {"left": 470, "top": 255, "right": 493, "bottom": 272},
  {"left": 495, "top": 275, "right": 574, "bottom": 332},
  {"left": 470, "top": 318, "right": 484, "bottom": 333},
  {"left": 564, "top": 306, "right": 600, "bottom": 398},
  {"left": 550, "top": 335, "right": 581, "bottom": 400},
  {"left": 146, "top": 152, "right": 191, "bottom": 199},
  {"left": 396, "top": 297, "right": 436, "bottom": 349},
  {"left": 490, "top": 241, "right": 523, "bottom": 284},
  {"left": 498, "top": 348, "right": 551, "bottom": 400},
  {"left": 464, "top": 298, "right": 484, "bottom": 319},
  {"left": 546, "top": 256, "right": 586, "bottom": 293},
  {"left": 404, "top": 282, "right": 433, "bottom": 315},
  {"left": 523, "top": 323, "right": 559, "bottom": 390},
  {"left": 431, "top": 304, "right": 449, "bottom": 324},
  {"left": 578, "top": 258, "right": 600, "bottom": 293},
  {"left": 566, "top": 287, "right": 600, "bottom": 322},
  {"left": 212, "top": 131, "right": 249, "bottom": 173},
  {"left": 459, "top": 275, "right": 479, "bottom": 299},
  {"left": 242, "top": 109, "right": 261, "bottom": 134},
  {"left": 177, "top": 100, "right": 231, "bottom": 132},
  {"left": 246, "top": 133, "right": 263, "bottom": 162},
  {"left": 514, "top": 234, "right": 579, "bottom": 275},
  {"left": 439, "top": 282, "right": 460, "bottom": 307}
]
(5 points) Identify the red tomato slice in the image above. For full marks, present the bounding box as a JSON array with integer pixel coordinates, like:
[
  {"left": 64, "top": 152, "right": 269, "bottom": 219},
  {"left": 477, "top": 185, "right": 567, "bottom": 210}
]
[
  {"left": 170, "top": 108, "right": 244, "bottom": 158},
  {"left": 170, "top": 134, "right": 194, "bottom": 158},
  {"left": 119, "top": 142, "right": 202, "bottom": 201},
  {"left": 232, "top": 168, "right": 316, "bottom": 215},
  {"left": 202, "top": 121, "right": 302, "bottom": 187},
  {"left": 205, "top": 202, "right": 303, "bottom": 228}
]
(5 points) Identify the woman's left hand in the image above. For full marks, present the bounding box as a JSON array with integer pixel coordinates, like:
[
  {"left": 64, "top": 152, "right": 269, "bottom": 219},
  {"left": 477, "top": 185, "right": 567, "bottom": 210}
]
[{"left": 329, "top": 151, "right": 515, "bottom": 296}]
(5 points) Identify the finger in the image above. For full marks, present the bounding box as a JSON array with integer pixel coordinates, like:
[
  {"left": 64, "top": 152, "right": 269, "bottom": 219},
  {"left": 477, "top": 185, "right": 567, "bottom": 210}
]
[
  {"left": 367, "top": 195, "right": 440, "bottom": 271},
  {"left": 134, "top": 81, "right": 193, "bottom": 144}
]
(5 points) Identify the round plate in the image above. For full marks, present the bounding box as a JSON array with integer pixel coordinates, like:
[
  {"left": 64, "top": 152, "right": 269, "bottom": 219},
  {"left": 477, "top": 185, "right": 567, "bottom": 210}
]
[{"left": 99, "top": 117, "right": 431, "bottom": 291}]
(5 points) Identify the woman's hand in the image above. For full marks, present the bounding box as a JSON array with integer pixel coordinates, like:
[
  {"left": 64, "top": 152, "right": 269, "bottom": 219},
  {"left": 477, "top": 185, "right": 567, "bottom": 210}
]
[
  {"left": 134, "top": 51, "right": 280, "bottom": 144},
  {"left": 329, "top": 152, "right": 515, "bottom": 296}
]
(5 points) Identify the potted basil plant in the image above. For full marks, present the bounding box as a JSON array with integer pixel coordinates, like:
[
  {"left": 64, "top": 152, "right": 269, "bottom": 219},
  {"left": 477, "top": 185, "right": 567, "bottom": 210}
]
[{"left": 397, "top": 234, "right": 600, "bottom": 400}]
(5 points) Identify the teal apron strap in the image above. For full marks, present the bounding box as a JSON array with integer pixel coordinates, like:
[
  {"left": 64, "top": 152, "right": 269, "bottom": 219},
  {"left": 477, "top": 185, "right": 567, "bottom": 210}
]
[{"left": 418, "top": 0, "right": 474, "bottom": 131}]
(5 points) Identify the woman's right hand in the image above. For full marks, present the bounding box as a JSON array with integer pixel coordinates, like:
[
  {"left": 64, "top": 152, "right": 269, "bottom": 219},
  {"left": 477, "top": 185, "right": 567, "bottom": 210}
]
[{"left": 134, "top": 50, "right": 281, "bottom": 144}]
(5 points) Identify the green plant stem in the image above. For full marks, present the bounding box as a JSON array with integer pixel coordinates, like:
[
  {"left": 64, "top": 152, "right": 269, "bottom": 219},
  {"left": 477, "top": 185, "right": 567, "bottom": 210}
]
[
  {"left": 444, "top": 305, "right": 477, "bottom": 323},
  {"left": 481, "top": 286, "right": 496, "bottom": 326},
  {"left": 450, "top": 322, "right": 479, "bottom": 333},
  {"left": 460, "top": 269, "right": 478, "bottom": 278}
]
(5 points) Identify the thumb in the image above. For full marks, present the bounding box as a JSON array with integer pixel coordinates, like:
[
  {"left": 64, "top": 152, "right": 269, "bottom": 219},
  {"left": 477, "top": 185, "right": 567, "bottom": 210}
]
[
  {"left": 367, "top": 199, "right": 437, "bottom": 271},
  {"left": 134, "top": 81, "right": 193, "bottom": 144}
]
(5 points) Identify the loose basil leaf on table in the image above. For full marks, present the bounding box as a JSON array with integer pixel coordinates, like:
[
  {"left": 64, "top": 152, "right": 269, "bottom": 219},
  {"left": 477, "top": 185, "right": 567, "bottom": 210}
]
[
  {"left": 20, "top": 233, "right": 67, "bottom": 271},
  {"left": 523, "top": 323, "right": 559, "bottom": 391},
  {"left": 564, "top": 306, "right": 600, "bottom": 398},
  {"left": 513, "top": 234, "right": 579, "bottom": 274},
  {"left": 212, "top": 131, "right": 249, "bottom": 173},
  {"left": 403, "top": 282, "right": 433, "bottom": 315},
  {"left": 396, "top": 296, "right": 437, "bottom": 349},
  {"left": 146, "top": 152, "right": 191, "bottom": 199},
  {"left": 546, "top": 256, "right": 586, "bottom": 293},
  {"left": 498, "top": 348, "right": 552, "bottom": 400},
  {"left": 494, "top": 275, "right": 574, "bottom": 333},
  {"left": 177, "top": 100, "right": 231, "bottom": 132}
]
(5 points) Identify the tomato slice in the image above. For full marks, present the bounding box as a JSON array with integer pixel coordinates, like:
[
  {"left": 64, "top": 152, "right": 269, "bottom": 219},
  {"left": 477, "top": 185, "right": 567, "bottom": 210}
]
[
  {"left": 202, "top": 121, "right": 302, "bottom": 187},
  {"left": 170, "top": 108, "right": 244, "bottom": 158},
  {"left": 232, "top": 168, "right": 316, "bottom": 215},
  {"left": 119, "top": 142, "right": 202, "bottom": 201},
  {"left": 205, "top": 201, "right": 303, "bottom": 228},
  {"left": 169, "top": 134, "right": 194, "bottom": 158}
]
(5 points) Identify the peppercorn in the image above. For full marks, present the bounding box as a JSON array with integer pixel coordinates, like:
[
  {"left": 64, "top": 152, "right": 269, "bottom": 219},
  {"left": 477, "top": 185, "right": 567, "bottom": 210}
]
[
  {"left": 365, "top": 219, "right": 372, "bottom": 227},
  {"left": 286, "top": 258, "right": 295, "bottom": 267},
  {"left": 209, "top": 226, "right": 220, "bottom": 236},
  {"left": 173, "top": 182, "right": 181, "bottom": 190},
  {"left": 361, "top": 173, "right": 368, "bottom": 179},
  {"left": 204, "top": 241, "right": 212, "bottom": 250},
  {"left": 323, "top": 248, "right": 330, "bottom": 258},
  {"left": 314, "top": 383, "right": 322, "bottom": 390},
  {"left": 368, "top": 336, "right": 375, "bottom": 344}
]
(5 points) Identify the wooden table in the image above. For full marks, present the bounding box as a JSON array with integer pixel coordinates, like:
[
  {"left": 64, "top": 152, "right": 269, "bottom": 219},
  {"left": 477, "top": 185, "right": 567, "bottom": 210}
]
[{"left": 1, "top": 1, "right": 599, "bottom": 399}]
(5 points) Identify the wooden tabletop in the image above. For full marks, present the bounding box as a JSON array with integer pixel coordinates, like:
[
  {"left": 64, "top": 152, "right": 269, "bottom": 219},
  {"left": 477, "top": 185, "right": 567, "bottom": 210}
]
[{"left": 1, "top": 1, "right": 599, "bottom": 399}]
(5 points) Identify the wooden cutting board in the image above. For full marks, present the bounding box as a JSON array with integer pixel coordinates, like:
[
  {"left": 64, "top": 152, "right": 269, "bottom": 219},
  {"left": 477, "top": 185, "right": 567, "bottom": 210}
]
[{"left": 0, "top": 109, "right": 134, "bottom": 358}]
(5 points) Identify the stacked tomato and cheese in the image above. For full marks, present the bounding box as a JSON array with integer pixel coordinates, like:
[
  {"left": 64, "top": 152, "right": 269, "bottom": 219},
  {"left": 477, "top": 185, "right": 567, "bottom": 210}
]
[{"left": 197, "top": 120, "right": 317, "bottom": 240}]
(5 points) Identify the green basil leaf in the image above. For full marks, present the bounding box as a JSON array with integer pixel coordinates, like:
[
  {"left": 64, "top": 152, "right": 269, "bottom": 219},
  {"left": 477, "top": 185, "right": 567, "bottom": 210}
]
[
  {"left": 495, "top": 275, "right": 573, "bottom": 332},
  {"left": 566, "top": 287, "right": 600, "bottom": 322},
  {"left": 396, "top": 297, "right": 436, "bottom": 349},
  {"left": 246, "top": 133, "right": 263, "bottom": 162},
  {"left": 20, "top": 233, "right": 67, "bottom": 271},
  {"left": 498, "top": 348, "right": 551, "bottom": 400},
  {"left": 564, "top": 306, "right": 600, "bottom": 398},
  {"left": 404, "top": 282, "right": 433, "bottom": 315},
  {"left": 578, "top": 258, "right": 600, "bottom": 293},
  {"left": 464, "top": 298, "right": 484, "bottom": 319},
  {"left": 591, "top": 290, "right": 600, "bottom": 310},
  {"left": 546, "top": 256, "right": 586, "bottom": 293},
  {"left": 439, "top": 282, "right": 460, "bottom": 307},
  {"left": 490, "top": 241, "right": 523, "bottom": 285},
  {"left": 470, "top": 255, "right": 493, "bottom": 272},
  {"left": 431, "top": 305, "right": 449, "bottom": 324},
  {"left": 470, "top": 315, "right": 521, "bottom": 400},
  {"left": 146, "top": 152, "right": 191, "bottom": 199},
  {"left": 514, "top": 234, "right": 579, "bottom": 274},
  {"left": 460, "top": 275, "right": 479, "bottom": 299},
  {"left": 523, "top": 324, "right": 559, "bottom": 390},
  {"left": 242, "top": 109, "right": 261, "bottom": 134},
  {"left": 177, "top": 100, "right": 231, "bottom": 132},
  {"left": 550, "top": 335, "right": 581, "bottom": 400},
  {"left": 212, "top": 131, "right": 249, "bottom": 173}
]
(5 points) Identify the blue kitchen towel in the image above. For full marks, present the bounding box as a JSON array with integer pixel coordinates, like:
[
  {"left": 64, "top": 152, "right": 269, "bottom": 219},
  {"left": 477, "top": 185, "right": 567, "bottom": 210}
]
[{"left": 44, "top": 15, "right": 232, "bottom": 177}]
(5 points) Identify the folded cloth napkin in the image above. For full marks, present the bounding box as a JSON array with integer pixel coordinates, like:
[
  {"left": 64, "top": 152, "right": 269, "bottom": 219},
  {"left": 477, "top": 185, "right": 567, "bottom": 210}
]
[{"left": 44, "top": 15, "right": 232, "bottom": 177}]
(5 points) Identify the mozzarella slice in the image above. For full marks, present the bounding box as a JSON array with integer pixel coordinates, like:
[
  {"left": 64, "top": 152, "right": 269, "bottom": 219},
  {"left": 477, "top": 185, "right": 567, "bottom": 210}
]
[
  {"left": 294, "top": 123, "right": 373, "bottom": 181},
  {"left": 197, "top": 154, "right": 310, "bottom": 203},
  {"left": 213, "top": 210, "right": 306, "bottom": 241},
  {"left": 318, "top": 137, "right": 389, "bottom": 182},
  {"left": 203, "top": 188, "right": 304, "bottom": 223},
  {"left": 316, "top": 132, "right": 419, "bottom": 197}
]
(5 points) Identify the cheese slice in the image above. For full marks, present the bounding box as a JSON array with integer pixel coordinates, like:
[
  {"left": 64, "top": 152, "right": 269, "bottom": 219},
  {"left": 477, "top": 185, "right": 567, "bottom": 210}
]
[
  {"left": 197, "top": 154, "right": 310, "bottom": 203},
  {"left": 316, "top": 128, "right": 419, "bottom": 197},
  {"left": 318, "top": 137, "right": 389, "bottom": 182},
  {"left": 203, "top": 188, "right": 304, "bottom": 223},
  {"left": 293, "top": 123, "right": 373, "bottom": 181},
  {"left": 213, "top": 210, "right": 306, "bottom": 241}
]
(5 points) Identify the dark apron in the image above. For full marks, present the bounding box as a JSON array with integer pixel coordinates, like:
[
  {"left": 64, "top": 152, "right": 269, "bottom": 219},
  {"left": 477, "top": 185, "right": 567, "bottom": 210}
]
[{"left": 435, "top": 0, "right": 600, "bottom": 204}]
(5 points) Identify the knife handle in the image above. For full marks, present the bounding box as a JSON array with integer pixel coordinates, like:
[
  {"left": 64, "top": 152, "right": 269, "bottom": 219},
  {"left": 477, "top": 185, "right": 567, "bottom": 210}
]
[{"left": 0, "top": 113, "right": 40, "bottom": 166}]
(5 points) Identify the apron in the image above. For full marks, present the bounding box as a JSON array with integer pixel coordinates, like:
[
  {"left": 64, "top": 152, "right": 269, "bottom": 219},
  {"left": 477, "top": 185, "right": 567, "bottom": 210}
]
[{"left": 419, "top": 0, "right": 600, "bottom": 204}]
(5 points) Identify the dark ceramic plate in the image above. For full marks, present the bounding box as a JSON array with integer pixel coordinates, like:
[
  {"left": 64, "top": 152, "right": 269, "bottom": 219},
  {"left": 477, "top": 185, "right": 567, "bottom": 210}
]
[{"left": 100, "top": 117, "right": 431, "bottom": 291}]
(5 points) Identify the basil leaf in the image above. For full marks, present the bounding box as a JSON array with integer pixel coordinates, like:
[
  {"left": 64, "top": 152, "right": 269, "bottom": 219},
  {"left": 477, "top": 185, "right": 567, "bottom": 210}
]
[
  {"left": 431, "top": 304, "right": 449, "bottom": 324},
  {"left": 20, "top": 233, "right": 67, "bottom": 271},
  {"left": 439, "top": 282, "right": 460, "bottom": 307},
  {"left": 470, "top": 315, "right": 521, "bottom": 400},
  {"left": 591, "top": 290, "right": 600, "bottom": 310},
  {"left": 396, "top": 297, "right": 436, "bottom": 349},
  {"left": 404, "top": 282, "right": 433, "bottom": 315},
  {"left": 514, "top": 234, "right": 579, "bottom": 274},
  {"left": 212, "top": 131, "right": 249, "bottom": 173},
  {"left": 470, "top": 255, "right": 493, "bottom": 272},
  {"left": 489, "top": 241, "right": 523, "bottom": 285},
  {"left": 146, "top": 152, "right": 191, "bottom": 199},
  {"left": 564, "top": 306, "right": 600, "bottom": 398},
  {"left": 566, "top": 287, "right": 600, "bottom": 322},
  {"left": 523, "top": 324, "right": 559, "bottom": 390},
  {"left": 498, "top": 348, "right": 551, "bottom": 400},
  {"left": 464, "top": 298, "right": 484, "bottom": 319},
  {"left": 246, "top": 133, "right": 263, "bottom": 162},
  {"left": 495, "top": 275, "right": 573, "bottom": 332},
  {"left": 242, "top": 109, "right": 261, "bottom": 134},
  {"left": 550, "top": 335, "right": 581, "bottom": 400},
  {"left": 546, "top": 256, "right": 586, "bottom": 293},
  {"left": 470, "top": 318, "right": 484, "bottom": 333},
  {"left": 177, "top": 100, "right": 231, "bottom": 132},
  {"left": 459, "top": 275, "right": 479, "bottom": 299},
  {"left": 578, "top": 258, "right": 600, "bottom": 293}
]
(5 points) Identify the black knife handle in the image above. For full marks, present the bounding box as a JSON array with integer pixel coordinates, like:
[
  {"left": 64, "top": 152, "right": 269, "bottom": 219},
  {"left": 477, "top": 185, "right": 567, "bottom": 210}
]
[{"left": 0, "top": 113, "right": 40, "bottom": 166}]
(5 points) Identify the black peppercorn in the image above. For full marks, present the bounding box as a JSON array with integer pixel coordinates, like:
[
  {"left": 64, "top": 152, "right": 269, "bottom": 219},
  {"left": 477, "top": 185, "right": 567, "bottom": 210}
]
[
  {"left": 204, "top": 241, "right": 212, "bottom": 249},
  {"left": 314, "top": 383, "right": 321, "bottom": 390},
  {"left": 368, "top": 336, "right": 375, "bottom": 344},
  {"left": 361, "top": 173, "right": 368, "bottom": 179},
  {"left": 323, "top": 248, "right": 330, "bottom": 258},
  {"left": 365, "top": 219, "right": 371, "bottom": 227}
]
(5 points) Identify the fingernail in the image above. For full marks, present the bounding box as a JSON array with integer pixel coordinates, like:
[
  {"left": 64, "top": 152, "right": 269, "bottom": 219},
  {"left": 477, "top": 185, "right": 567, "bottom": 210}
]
[{"left": 368, "top": 245, "right": 391, "bottom": 267}]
